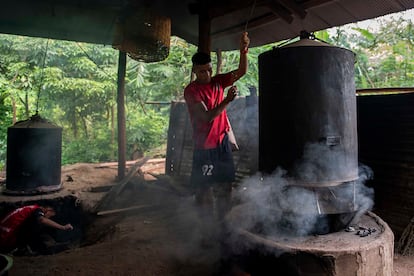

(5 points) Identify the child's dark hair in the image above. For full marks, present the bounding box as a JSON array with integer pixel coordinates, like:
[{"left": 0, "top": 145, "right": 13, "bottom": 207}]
[{"left": 191, "top": 52, "right": 211, "bottom": 65}]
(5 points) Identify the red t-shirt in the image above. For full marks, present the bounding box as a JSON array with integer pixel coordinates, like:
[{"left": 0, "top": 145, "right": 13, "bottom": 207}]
[
  {"left": 0, "top": 204, "right": 40, "bottom": 250},
  {"left": 184, "top": 73, "right": 234, "bottom": 149}
]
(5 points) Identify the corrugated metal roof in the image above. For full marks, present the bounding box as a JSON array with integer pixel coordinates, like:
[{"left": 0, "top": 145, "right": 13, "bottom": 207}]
[
  {"left": 0, "top": 0, "right": 413, "bottom": 50},
  {"left": 211, "top": 0, "right": 414, "bottom": 50}
]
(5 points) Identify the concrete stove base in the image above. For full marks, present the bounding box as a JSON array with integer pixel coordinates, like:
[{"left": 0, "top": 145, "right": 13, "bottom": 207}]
[{"left": 228, "top": 212, "right": 394, "bottom": 276}]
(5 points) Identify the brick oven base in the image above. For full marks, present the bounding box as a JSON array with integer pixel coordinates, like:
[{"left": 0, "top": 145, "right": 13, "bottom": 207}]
[{"left": 228, "top": 212, "right": 394, "bottom": 276}]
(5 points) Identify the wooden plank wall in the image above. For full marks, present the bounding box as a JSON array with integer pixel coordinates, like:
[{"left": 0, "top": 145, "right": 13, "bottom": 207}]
[
  {"left": 165, "top": 101, "right": 193, "bottom": 181},
  {"left": 357, "top": 92, "right": 414, "bottom": 240}
]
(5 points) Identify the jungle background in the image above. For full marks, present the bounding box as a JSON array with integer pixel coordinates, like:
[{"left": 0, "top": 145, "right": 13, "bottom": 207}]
[{"left": 0, "top": 10, "right": 413, "bottom": 169}]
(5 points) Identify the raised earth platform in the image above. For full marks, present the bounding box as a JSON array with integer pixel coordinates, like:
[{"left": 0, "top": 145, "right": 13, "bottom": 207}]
[{"left": 229, "top": 212, "right": 394, "bottom": 276}]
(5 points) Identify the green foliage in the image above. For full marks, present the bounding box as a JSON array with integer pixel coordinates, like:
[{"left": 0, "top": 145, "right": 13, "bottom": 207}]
[
  {"left": 126, "top": 37, "right": 195, "bottom": 102},
  {"left": 0, "top": 91, "right": 10, "bottom": 169},
  {"left": 325, "top": 13, "right": 414, "bottom": 88},
  {"left": 61, "top": 121, "right": 117, "bottom": 164},
  {"left": 126, "top": 108, "right": 168, "bottom": 157},
  {"left": 0, "top": 12, "right": 413, "bottom": 167}
]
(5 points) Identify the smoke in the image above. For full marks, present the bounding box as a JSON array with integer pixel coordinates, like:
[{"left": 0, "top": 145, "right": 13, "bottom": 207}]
[
  {"left": 292, "top": 142, "right": 356, "bottom": 184},
  {"left": 349, "top": 163, "right": 375, "bottom": 225},
  {"left": 225, "top": 142, "right": 375, "bottom": 255},
  {"left": 226, "top": 167, "right": 321, "bottom": 238}
]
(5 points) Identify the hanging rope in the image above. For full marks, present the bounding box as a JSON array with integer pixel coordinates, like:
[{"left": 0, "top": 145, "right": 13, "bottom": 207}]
[
  {"left": 35, "top": 38, "right": 50, "bottom": 115},
  {"left": 244, "top": 0, "right": 257, "bottom": 32}
]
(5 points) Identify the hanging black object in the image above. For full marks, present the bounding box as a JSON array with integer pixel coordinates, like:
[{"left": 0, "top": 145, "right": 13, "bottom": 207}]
[{"left": 5, "top": 114, "right": 62, "bottom": 195}]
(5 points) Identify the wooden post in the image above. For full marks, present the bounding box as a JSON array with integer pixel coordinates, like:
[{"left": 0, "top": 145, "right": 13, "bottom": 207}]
[
  {"left": 190, "top": 8, "right": 212, "bottom": 81},
  {"left": 117, "top": 51, "right": 127, "bottom": 179},
  {"left": 198, "top": 11, "right": 211, "bottom": 54},
  {"left": 216, "top": 49, "right": 222, "bottom": 74}
]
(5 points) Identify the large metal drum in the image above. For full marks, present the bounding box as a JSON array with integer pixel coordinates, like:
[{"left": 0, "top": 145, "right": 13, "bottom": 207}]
[
  {"left": 5, "top": 114, "right": 62, "bottom": 194},
  {"left": 258, "top": 37, "right": 358, "bottom": 186}
]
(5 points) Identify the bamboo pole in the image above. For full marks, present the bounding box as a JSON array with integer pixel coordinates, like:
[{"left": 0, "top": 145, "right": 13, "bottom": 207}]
[{"left": 97, "top": 205, "right": 151, "bottom": 216}]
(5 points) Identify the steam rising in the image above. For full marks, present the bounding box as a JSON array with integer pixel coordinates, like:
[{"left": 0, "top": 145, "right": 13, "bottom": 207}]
[
  {"left": 225, "top": 144, "right": 375, "bottom": 253},
  {"left": 293, "top": 142, "right": 356, "bottom": 184}
]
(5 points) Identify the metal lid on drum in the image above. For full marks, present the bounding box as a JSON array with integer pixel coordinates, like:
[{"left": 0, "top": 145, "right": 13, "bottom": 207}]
[
  {"left": 280, "top": 30, "right": 334, "bottom": 48},
  {"left": 281, "top": 37, "right": 332, "bottom": 48},
  {"left": 11, "top": 114, "right": 61, "bottom": 129}
]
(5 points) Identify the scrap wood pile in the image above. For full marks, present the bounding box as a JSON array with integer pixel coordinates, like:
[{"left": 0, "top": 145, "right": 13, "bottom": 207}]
[
  {"left": 92, "top": 156, "right": 190, "bottom": 216},
  {"left": 397, "top": 217, "right": 414, "bottom": 256}
]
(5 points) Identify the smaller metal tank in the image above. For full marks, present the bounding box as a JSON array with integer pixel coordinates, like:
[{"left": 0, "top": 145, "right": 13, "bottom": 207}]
[{"left": 5, "top": 114, "right": 62, "bottom": 195}]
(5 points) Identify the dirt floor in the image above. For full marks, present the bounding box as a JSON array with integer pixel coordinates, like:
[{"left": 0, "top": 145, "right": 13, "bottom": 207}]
[{"left": 1, "top": 158, "right": 413, "bottom": 276}]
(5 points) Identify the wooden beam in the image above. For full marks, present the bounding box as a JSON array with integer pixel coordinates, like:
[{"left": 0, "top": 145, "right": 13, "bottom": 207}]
[
  {"left": 209, "top": 0, "right": 266, "bottom": 18},
  {"left": 188, "top": 0, "right": 330, "bottom": 23},
  {"left": 302, "top": 0, "right": 336, "bottom": 9},
  {"left": 189, "top": 0, "right": 268, "bottom": 19},
  {"left": 356, "top": 87, "right": 414, "bottom": 95},
  {"left": 266, "top": 1, "right": 294, "bottom": 23},
  {"left": 190, "top": 0, "right": 212, "bottom": 53},
  {"left": 198, "top": 12, "right": 211, "bottom": 54},
  {"left": 276, "top": 0, "right": 307, "bottom": 18},
  {"left": 211, "top": 12, "right": 278, "bottom": 39},
  {"left": 198, "top": 0, "right": 340, "bottom": 41}
]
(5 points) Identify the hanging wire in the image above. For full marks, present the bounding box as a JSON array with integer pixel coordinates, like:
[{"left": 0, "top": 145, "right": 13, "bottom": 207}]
[
  {"left": 244, "top": 0, "right": 257, "bottom": 32},
  {"left": 76, "top": 42, "right": 115, "bottom": 80},
  {"left": 35, "top": 38, "right": 50, "bottom": 115},
  {"left": 76, "top": 42, "right": 148, "bottom": 115}
]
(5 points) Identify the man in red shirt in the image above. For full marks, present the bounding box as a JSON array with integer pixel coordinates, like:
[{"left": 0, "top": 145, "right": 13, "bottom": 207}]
[
  {"left": 184, "top": 32, "right": 250, "bottom": 227},
  {"left": 0, "top": 204, "right": 73, "bottom": 254}
]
